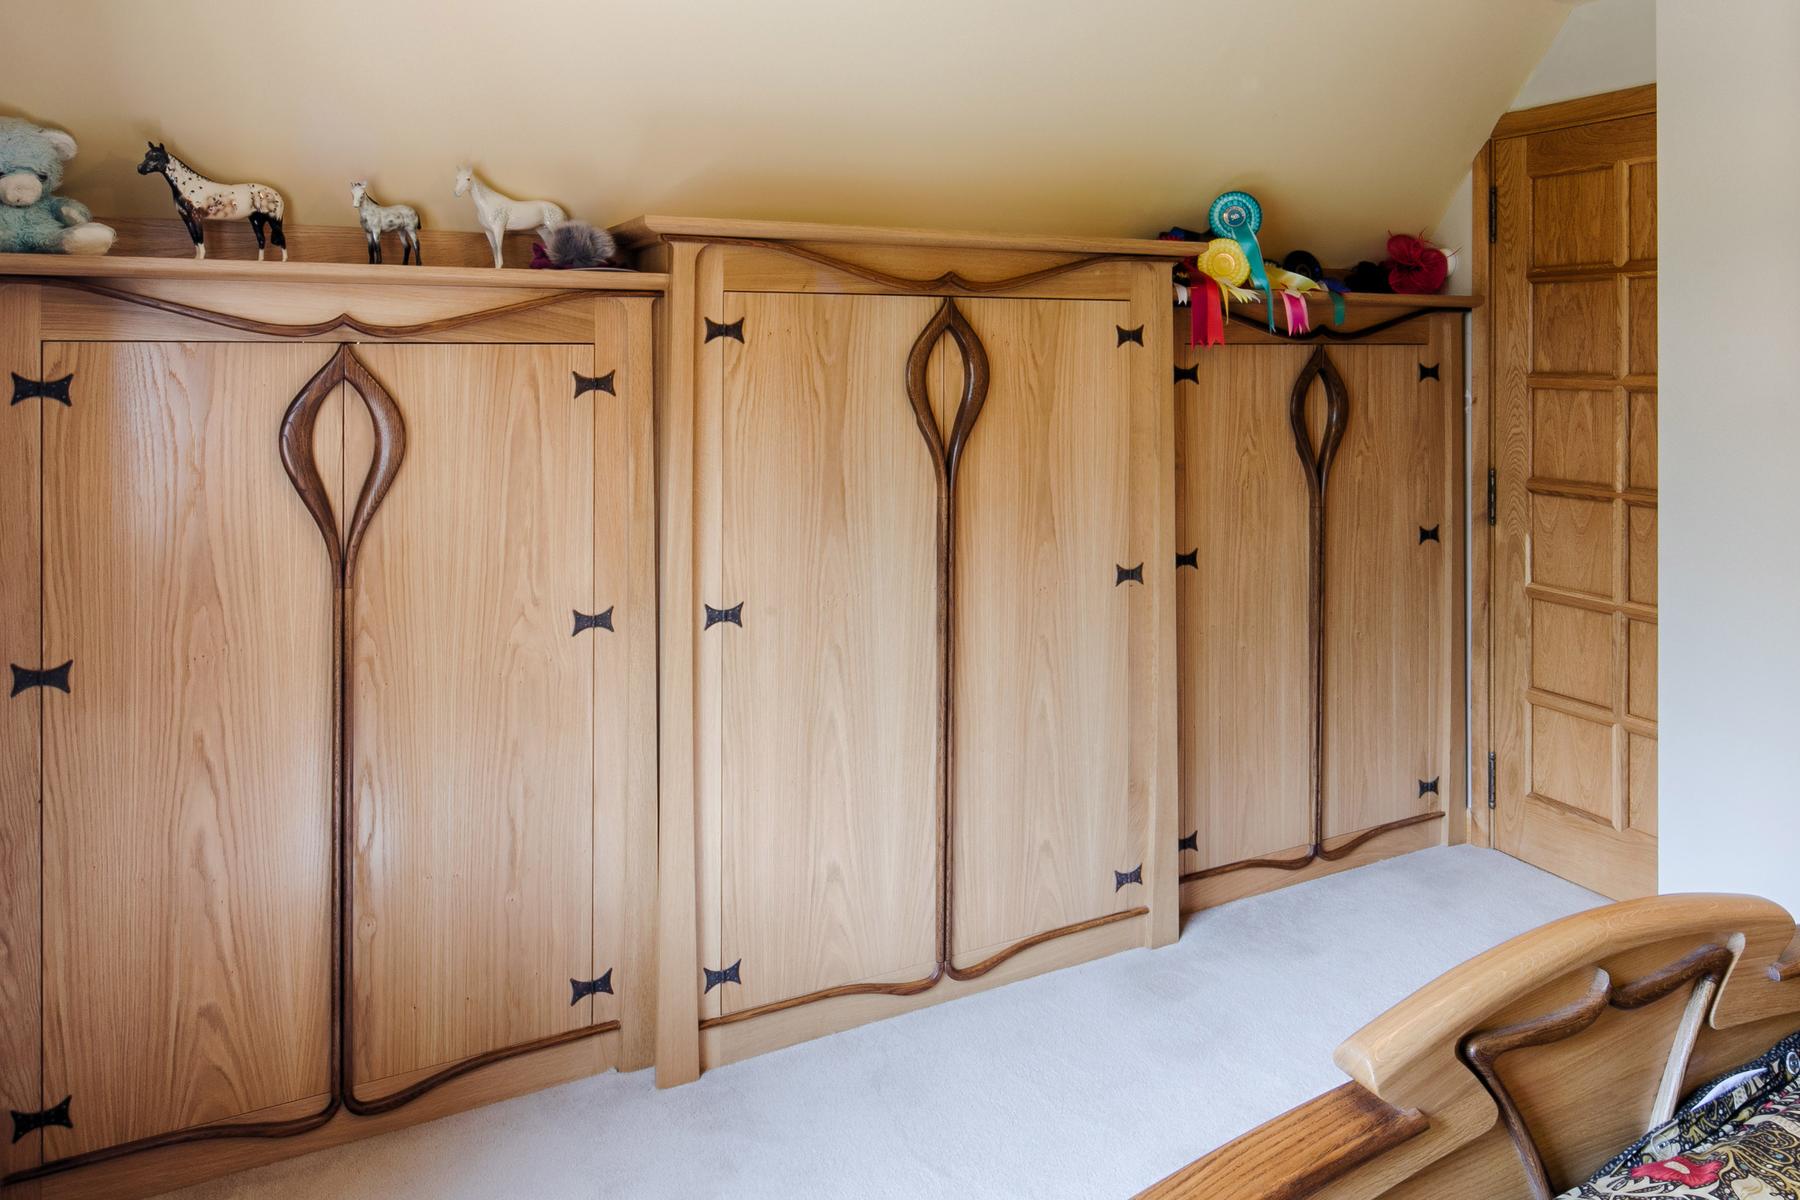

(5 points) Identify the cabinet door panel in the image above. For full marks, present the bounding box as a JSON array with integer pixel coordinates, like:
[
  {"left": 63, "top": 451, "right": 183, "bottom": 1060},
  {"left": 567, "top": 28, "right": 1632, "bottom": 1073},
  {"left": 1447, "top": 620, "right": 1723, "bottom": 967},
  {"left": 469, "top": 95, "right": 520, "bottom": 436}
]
[
  {"left": 718, "top": 293, "right": 941, "bottom": 1013},
  {"left": 952, "top": 298, "right": 1138, "bottom": 955},
  {"left": 1322, "top": 347, "right": 1446, "bottom": 837},
  {"left": 349, "top": 344, "right": 600, "bottom": 1085},
  {"left": 0, "top": 283, "right": 42, "bottom": 1179},
  {"left": 1175, "top": 343, "right": 1313, "bottom": 870},
  {"left": 40, "top": 342, "right": 336, "bottom": 1156}
]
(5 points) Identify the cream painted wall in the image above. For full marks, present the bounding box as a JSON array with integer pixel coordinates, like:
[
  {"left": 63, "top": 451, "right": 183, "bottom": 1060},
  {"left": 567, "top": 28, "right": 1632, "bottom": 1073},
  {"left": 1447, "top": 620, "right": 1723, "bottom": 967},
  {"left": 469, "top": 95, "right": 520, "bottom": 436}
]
[
  {"left": 1511, "top": 0, "right": 1655, "bottom": 110},
  {"left": 1428, "top": 0, "right": 1655, "bottom": 294},
  {"left": 1, "top": 0, "right": 1567, "bottom": 262},
  {"left": 1657, "top": 1, "right": 1800, "bottom": 915}
]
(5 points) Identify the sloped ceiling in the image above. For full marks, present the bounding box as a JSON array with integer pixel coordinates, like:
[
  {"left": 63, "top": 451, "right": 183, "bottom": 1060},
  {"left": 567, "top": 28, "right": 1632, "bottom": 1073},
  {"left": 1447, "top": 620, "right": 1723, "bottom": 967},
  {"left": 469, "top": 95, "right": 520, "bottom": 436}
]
[{"left": 5, "top": 0, "right": 1572, "bottom": 262}]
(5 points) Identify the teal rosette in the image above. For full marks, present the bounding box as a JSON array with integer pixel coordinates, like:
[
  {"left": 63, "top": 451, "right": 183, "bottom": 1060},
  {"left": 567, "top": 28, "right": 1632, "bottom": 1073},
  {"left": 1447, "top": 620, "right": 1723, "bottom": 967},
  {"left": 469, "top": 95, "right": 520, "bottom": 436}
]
[{"left": 1209, "top": 190, "right": 1273, "bottom": 328}]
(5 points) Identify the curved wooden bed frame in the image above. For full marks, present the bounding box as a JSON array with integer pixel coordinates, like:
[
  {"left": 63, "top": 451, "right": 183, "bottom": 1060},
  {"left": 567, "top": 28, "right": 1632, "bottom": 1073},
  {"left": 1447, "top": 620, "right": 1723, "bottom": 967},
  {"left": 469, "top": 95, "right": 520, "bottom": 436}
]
[{"left": 1140, "top": 894, "right": 1800, "bottom": 1199}]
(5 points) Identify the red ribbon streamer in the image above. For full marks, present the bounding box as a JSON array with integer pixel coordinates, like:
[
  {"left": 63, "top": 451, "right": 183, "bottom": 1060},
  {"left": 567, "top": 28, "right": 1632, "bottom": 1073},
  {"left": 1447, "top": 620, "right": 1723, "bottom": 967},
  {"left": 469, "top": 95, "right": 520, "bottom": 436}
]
[{"left": 1194, "top": 275, "right": 1225, "bottom": 347}]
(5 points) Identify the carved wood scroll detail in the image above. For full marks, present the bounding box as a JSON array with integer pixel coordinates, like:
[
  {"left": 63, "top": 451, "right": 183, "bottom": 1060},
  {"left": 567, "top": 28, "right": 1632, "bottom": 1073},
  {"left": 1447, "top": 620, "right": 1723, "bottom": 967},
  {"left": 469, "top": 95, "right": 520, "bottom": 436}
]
[
  {"left": 671, "top": 235, "right": 1160, "bottom": 296},
  {"left": 1181, "top": 346, "right": 1443, "bottom": 884},
  {"left": 697, "top": 296, "right": 1147, "bottom": 1031},
  {"left": 2, "top": 345, "right": 612, "bottom": 1187},
  {"left": 1459, "top": 944, "right": 1737, "bottom": 1200},
  {"left": 281, "top": 346, "right": 623, "bottom": 1118},
  {"left": 33, "top": 276, "right": 654, "bottom": 340}
]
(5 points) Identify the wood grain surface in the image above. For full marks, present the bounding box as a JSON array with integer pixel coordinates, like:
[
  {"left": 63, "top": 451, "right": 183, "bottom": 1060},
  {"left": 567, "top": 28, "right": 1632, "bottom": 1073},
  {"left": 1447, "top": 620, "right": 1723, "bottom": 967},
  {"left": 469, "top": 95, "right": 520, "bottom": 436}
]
[
  {"left": 346, "top": 344, "right": 601, "bottom": 1086},
  {"left": 0, "top": 283, "right": 44, "bottom": 1180},
  {"left": 1322, "top": 346, "right": 1447, "bottom": 838},
  {"left": 1135, "top": 1082, "right": 1427, "bottom": 1200},
  {"left": 717, "top": 292, "right": 942, "bottom": 1013},
  {"left": 952, "top": 297, "right": 1140, "bottom": 954},
  {"left": 1174, "top": 342, "right": 1313, "bottom": 870},
  {"left": 1492, "top": 108, "right": 1658, "bottom": 900},
  {"left": 39, "top": 342, "right": 339, "bottom": 1156}
]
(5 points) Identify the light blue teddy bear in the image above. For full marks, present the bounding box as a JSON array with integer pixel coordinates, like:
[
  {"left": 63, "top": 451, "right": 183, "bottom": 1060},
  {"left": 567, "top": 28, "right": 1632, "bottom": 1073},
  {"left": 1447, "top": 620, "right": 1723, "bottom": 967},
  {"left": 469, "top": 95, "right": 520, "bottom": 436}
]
[{"left": 0, "top": 117, "right": 114, "bottom": 254}]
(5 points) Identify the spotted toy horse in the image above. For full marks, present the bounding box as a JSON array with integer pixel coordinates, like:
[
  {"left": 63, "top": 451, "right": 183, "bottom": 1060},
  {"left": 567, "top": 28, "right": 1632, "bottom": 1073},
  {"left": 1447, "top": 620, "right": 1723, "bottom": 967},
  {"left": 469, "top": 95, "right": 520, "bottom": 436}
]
[
  {"left": 136, "top": 142, "right": 287, "bottom": 261},
  {"left": 350, "top": 180, "right": 422, "bottom": 265}
]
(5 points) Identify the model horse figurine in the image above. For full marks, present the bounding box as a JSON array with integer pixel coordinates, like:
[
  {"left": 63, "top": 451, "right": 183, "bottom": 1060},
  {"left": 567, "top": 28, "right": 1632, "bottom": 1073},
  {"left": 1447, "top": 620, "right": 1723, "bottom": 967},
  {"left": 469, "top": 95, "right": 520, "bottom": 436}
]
[
  {"left": 136, "top": 142, "right": 287, "bottom": 261},
  {"left": 350, "top": 180, "right": 422, "bottom": 265},
  {"left": 453, "top": 165, "right": 565, "bottom": 269}
]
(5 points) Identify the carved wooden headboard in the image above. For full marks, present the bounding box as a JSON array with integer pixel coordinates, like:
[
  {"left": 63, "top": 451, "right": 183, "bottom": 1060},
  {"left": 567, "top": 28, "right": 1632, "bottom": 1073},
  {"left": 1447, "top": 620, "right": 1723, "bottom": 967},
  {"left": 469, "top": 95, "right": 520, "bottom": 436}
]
[{"left": 1142, "top": 894, "right": 1800, "bottom": 1199}]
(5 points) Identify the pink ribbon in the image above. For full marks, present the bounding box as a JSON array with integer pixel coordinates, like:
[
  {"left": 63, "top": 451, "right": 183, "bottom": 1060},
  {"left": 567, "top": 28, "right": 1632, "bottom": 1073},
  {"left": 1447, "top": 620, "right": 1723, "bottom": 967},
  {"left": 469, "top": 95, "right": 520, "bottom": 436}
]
[{"left": 1282, "top": 292, "right": 1310, "bottom": 335}]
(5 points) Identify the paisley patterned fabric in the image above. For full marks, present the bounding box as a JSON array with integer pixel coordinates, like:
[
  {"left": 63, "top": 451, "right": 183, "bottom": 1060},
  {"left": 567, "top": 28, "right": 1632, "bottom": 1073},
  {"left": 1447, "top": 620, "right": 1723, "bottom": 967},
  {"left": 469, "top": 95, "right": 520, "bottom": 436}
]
[{"left": 1560, "top": 1032, "right": 1800, "bottom": 1198}]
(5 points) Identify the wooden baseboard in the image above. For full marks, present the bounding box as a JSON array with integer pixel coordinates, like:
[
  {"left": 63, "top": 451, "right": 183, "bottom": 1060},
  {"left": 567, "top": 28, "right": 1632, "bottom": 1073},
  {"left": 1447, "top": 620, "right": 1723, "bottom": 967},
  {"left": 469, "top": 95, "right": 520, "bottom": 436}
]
[
  {"left": 698, "top": 913, "right": 1146, "bottom": 1069},
  {"left": 17, "top": 1032, "right": 623, "bottom": 1200},
  {"left": 1179, "top": 820, "right": 1444, "bottom": 914}
]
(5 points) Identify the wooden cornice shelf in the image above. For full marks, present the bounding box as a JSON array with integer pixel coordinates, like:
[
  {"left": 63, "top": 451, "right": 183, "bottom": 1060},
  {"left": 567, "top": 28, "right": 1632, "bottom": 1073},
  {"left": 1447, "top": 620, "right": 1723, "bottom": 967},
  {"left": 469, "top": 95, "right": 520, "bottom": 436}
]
[
  {"left": 0, "top": 252, "right": 667, "bottom": 292},
  {"left": 613, "top": 214, "right": 1201, "bottom": 257}
]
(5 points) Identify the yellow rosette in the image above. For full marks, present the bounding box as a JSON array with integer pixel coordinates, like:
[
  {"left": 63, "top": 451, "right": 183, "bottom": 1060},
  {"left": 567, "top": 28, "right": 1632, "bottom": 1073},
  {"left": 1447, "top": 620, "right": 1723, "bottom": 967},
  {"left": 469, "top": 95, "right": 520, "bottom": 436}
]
[{"left": 1196, "top": 237, "right": 1250, "bottom": 287}]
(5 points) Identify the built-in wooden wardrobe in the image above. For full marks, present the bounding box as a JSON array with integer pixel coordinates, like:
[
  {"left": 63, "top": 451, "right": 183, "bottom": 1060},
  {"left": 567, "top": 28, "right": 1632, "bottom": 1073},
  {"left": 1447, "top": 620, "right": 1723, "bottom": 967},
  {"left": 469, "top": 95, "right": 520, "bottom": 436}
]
[
  {"left": 0, "top": 225, "right": 1472, "bottom": 1194},
  {"left": 630, "top": 218, "right": 1189, "bottom": 1084},
  {"left": 0, "top": 259, "right": 657, "bottom": 1196},
  {"left": 1172, "top": 304, "right": 1466, "bottom": 912}
]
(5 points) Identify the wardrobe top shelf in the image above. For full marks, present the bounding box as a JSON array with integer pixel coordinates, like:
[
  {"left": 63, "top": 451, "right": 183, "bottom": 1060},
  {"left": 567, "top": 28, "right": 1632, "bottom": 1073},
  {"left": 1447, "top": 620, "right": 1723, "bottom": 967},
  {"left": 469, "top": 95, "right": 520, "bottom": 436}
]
[
  {"left": 612, "top": 214, "right": 1204, "bottom": 257},
  {"left": 0, "top": 252, "right": 669, "bottom": 292}
]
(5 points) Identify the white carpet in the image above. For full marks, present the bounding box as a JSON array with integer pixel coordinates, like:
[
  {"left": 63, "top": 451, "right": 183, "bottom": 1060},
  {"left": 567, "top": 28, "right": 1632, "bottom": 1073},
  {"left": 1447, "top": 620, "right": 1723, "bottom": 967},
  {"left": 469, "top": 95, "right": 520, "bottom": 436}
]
[{"left": 167, "top": 846, "right": 1602, "bottom": 1200}]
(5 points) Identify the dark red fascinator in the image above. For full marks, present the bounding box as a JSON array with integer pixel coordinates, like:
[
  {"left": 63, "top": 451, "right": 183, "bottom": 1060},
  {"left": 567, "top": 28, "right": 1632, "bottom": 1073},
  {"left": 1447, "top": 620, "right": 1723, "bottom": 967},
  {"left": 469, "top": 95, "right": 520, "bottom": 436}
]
[{"left": 1383, "top": 233, "right": 1449, "bottom": 294}]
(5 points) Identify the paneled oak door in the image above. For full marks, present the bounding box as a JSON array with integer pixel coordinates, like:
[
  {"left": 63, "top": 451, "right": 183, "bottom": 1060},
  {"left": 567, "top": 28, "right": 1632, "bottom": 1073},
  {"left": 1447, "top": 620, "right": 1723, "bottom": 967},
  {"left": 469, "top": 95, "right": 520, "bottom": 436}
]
[{"left": 1491, "top": 105, "right": 1657, "bottom": 898}]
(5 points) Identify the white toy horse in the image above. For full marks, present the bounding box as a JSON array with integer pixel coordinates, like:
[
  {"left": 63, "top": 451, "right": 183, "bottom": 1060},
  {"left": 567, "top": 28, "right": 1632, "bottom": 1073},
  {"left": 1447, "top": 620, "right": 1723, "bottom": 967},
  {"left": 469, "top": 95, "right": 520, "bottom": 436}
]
[
  {"left": 136, "top": 142, "right": 286, "bottom": 261},
  {"left": 350, "top": 180, "right": 423, "bottom": 265},
  {"left": 453, "top": 165, "right": 565, "bottom": 269}
]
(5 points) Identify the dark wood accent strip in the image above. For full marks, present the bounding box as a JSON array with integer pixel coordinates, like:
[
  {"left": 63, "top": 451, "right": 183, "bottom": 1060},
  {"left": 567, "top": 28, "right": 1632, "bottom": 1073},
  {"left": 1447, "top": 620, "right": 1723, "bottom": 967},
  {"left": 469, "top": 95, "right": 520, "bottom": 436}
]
[
  {"left": 1460, "top": 970, "right": 1613, "bottom": 1200},
  {"left": 30, "top": 277, "right": 651, "bottom": 339},
  {"left": 673, "top": 235, "right": 1149, "bottom": 295},
  {"left": 344, "top": 1024, "right": 616, "bottom": 1117},
  {"left": 1458, "top": 943, "right": 1736, "bottom": 1200},
  {"left": 1223, "top": 305, "right": 1451, "bottom": 341},
  {"left": 947, "top": 907, "right": 1147, "bottom": 980},
  {"left": 1292, "top": 348, "right": 1349, "bottom": 854},
  {"left": 1180, "top": 812, "right": 1450, "bottom": 884},
  {"left": 1611, "top": 944, "right": 1736, "bottom": 1011},
  {"left": 1769, "top": 937, "right": 1800, "bottom": 983},
  {"left": 698, "top": 908, "right": 1149, "bottom": 1031},
  {"left": 1134, "top": 1082, "right": 1428, "bottom": 1200},
  {"left": 1182, "top": 850, "right": 1316, "bottom": 884},
  {"left": 1316, "top": 812, "right": 1445, "bottom": 862}
]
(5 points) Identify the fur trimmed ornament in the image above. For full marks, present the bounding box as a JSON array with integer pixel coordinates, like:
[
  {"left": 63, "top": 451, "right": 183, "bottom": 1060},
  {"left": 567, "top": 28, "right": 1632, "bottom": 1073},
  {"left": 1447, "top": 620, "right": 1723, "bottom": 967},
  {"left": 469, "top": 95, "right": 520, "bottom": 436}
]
[{"left": 1383, "top": 233, "right": 1449, "bottom": 294}]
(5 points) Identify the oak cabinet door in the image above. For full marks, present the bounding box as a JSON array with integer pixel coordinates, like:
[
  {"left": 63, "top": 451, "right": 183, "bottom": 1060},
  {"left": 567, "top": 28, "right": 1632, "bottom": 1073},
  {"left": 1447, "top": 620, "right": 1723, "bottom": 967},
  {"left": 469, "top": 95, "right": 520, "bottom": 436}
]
[
  {"left": 714, "top": 293, "right": 943, "bottom": 1015},
  {"left": 39, "top": 342, "right": 337, "bottom": 1157},
  {"left": 1321, "top": 346, "right": 1448, "bottom": 840},
  {"left": 701, "top": 288, "right": 1157, "bottom": 1018},
  {"left": 951, "top": 297, "right": 1143, "bottom": 955},
  {"left": 1174, "top": 342, "right": 1313, "bottom": 871},
  {"left": 346, "top": 344, "right": 614, "bottom": 1089}
]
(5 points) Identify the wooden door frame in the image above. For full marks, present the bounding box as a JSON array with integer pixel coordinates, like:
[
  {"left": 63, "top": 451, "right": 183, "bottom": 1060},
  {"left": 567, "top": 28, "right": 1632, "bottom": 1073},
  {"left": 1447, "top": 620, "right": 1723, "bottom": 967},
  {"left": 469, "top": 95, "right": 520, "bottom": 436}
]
[{"left": 1469, "top": 83, "right": 1657, "bottom": 852}]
